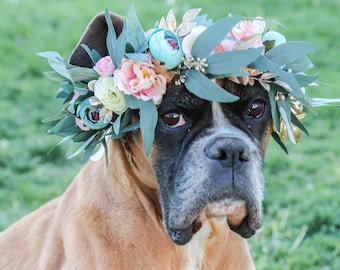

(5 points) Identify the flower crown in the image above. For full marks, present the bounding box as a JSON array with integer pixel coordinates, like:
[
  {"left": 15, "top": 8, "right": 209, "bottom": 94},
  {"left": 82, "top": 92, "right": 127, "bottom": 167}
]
[{"left": 39, "top": 6, "right": 339, "bottom": 162}]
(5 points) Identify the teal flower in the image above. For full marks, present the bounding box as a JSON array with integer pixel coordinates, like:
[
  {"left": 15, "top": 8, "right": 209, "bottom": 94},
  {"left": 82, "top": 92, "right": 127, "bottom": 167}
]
[
  {"left": 262, "top": 31, "right": 286, "bottom": 51},
  {"left": 76, "top": 98, "right": 109, "bottom": 130},
  {"left": 148, "top": 28, "right": 183, "bottom": 69}
]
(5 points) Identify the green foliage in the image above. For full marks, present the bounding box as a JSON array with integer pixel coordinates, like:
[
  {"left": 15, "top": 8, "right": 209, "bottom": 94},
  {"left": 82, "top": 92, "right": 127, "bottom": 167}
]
[{"left": 0, "top": 0, "right": 339, "bottom": 269}]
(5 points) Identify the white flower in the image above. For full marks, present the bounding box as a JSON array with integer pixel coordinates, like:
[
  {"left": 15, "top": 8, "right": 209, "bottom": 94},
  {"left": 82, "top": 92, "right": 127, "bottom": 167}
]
[
  {"left": 94, "top": 76, "right": 127, "bottom": 115},
  {"left": 181, "top": 25, "right": 207, "bottom": 57}
]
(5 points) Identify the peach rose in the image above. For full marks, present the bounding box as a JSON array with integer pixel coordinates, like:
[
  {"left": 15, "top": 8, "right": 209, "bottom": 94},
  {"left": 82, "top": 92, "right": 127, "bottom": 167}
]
[
  {"left": 114, "top": 58, "right": 167, "bottom": 105},
  {"left": 93, "top": 56, "right": 116, "bottom": 76}
]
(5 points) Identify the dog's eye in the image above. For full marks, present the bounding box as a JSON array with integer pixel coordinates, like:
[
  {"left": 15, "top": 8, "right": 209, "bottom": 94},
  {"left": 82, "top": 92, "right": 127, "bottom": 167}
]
[
  {"left": 247, "top": 100, "right": 265, "bottom": 118},
  {"left": 162, "top": 112, "right": 186, "bottom": 128}
]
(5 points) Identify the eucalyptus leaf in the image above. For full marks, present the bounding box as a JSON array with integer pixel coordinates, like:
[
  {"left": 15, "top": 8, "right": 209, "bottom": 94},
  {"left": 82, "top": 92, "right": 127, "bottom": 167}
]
[
  {"left": 309, "top": 97, "right": 340, "bottom": 107},
  {"left": 285, "top": 55, "right": 314, "bottom": 72},
  {"left": 265, "top": 41, "right": 319, "bottom": 67},
  {"left": 268, "top": 89, "right": 281, "bottom": 132},
  {"left": 125, "top": 53, "right": 149, "bottom": 62},
  {"left": 191, "top": 15, "right": 243, "bottom": 58},
  {"left": 72, "top": 130, "right": 98, "bottom": 142},
  {"left": 206, "top": 47, "right": 262, "bottom": 76},
  {"left": 105, "top": 8, "right": 119, "bottom": 67},
  {"left": 249, "top": 55, "right": 305, "bottom": 98},
  {"left": 291, "top": 113, "right": 309, "bottom": 135},
  {"left": 67, "top": 132, "right": 99, "bottom": 159},
  {"left": 294, "top": 74, "right": 319, "bottom": 87},
  {"left": 121, "top": 120, "right": 140, "bottom": 133},
  {"left": 184, "top": 69, "right": 239, "bottom": 103},
  {"left": 126, "top": 94, "right": 141, "bottom": 109},
  {"left": 68, "top": 67, "right": 99, "bottom": 82},
  {"left": 49, "top": 115, "right": 80, "bottom": 137},
  {"left": 37, "top": 51, "right": 73, "bottom": 83},
  {"left": 41, "top": 111, "right": 66, "bottom": 123},
  {"left": 126, "top": 5, "right": 147, "bottom": 52},
  {"left": 113, "top": 114, "right": 122, "bottom": 135},
  {"left": 80, "top": 143, "right": 97, "bottom": 164},
  {"left": 278, "top": 99, "right": 295, "bottom": 144},
  {"left": 43, "top": 71, "right": 67, "bottom": 83},
  {"left": 140, "top": 100, "right": 158, "bottom": 156},
  {"left": 56, "top": 82, "right": 75, "bottom": 98},
  {"left": 81, "top": 44, "right": 102, "bottom": 64},
  {"left": 271, "top": 132, "right": 288, "bottom": 154}
]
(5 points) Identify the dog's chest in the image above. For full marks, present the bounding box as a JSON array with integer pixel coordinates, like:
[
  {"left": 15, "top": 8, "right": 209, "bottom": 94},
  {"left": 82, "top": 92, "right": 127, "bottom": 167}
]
[{"left": 183, "top": 217, "right": 227, "bottom": 270}]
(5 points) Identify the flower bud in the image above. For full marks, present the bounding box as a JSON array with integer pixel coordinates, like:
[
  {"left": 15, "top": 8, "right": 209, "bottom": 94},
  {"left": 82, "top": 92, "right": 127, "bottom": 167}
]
[{"left": 148, "top": 28, "right": 183, "bottom": 69}]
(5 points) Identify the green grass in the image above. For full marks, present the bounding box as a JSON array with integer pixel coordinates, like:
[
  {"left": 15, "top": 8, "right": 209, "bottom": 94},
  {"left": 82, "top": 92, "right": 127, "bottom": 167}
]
[{"left": 1, "top": 0, "right": 339, "bottom": 269}]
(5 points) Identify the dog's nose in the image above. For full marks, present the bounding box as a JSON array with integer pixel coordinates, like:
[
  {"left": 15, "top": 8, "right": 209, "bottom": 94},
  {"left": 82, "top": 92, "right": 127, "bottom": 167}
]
[{"left": 204, "top": 137, "right": 249, "bottom": 167}]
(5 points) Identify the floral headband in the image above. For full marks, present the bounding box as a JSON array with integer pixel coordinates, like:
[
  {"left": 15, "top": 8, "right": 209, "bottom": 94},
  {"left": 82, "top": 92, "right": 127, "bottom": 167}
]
[{"left": 39, "top": 6, "right": 339, "bottom": 162}]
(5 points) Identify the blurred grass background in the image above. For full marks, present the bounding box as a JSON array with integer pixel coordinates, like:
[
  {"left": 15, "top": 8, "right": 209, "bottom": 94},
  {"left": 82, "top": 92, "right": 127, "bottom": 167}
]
[{"left": 0, "top": 0, "right": 339, "bottom": 269}]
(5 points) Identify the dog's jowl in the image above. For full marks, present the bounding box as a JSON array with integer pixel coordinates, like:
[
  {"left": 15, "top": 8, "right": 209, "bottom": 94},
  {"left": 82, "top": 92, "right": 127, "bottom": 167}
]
[{"left": 0, "top": 6, "right": 333, "bottom": 270}]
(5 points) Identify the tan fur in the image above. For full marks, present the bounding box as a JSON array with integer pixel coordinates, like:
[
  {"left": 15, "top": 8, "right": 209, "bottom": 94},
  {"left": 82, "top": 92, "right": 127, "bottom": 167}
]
[
  {"left": 0, "top": 12, "right": 258, "bottom": 269},
  {"left": 0, "top": 137, "right": 255, "bottom": 269}
]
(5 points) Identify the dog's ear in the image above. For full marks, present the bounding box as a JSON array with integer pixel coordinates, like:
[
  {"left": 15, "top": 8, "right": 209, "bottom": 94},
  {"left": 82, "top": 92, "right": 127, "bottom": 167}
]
[{"left": 69, "top": 12, "right": 124, "bottom": 67}]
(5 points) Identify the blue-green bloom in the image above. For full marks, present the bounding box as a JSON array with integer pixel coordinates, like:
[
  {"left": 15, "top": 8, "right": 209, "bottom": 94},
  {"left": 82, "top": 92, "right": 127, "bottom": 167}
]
[
  {"left": 262, "top": 31, "right": 287, "bottom": 48},
  {"left": 77, "top": 98, "right": 109, "bottom": 130},
  {"left": 148, "top": 28, "right": 183, "bottom": 69}
]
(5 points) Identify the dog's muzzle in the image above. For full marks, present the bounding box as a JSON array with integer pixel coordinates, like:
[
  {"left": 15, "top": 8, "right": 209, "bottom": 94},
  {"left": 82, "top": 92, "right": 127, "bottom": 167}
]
[{"left": 165, "top": 136, "right": 264, "bottom": 245}]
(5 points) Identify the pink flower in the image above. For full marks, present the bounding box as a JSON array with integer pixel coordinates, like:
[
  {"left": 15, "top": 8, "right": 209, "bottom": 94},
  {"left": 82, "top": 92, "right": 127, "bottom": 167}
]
[
  {"left": 213, "top": 18, "right": 266, "bottom": 53},
  {"left": 114, "top": 58, "right": 167, "bottom": 105},
  {"left": 75, "top": 117, "right": 90, "bottom": 131},
  {"left": 93, "top": 56, "right": 116, "bottom": 76}
]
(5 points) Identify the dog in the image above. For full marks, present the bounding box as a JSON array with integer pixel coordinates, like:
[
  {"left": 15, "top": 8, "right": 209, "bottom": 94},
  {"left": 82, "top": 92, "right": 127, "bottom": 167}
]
[{"left": 0, "top": 12, "right": 273, "bottom": 269}]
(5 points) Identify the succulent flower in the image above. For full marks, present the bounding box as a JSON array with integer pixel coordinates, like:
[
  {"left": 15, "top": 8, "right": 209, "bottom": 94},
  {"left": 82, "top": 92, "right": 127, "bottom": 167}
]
[
  {"left": 76, "top": 98, "right": 109, "bottom": 130},
  {"left": 148, "top": 28, "right": 183, "bottom": 69}
]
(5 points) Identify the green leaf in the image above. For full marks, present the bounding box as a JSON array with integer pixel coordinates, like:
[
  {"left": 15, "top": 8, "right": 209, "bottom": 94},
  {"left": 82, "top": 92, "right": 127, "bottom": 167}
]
[
  {"left": 191, "top": 15, "right": 243, "bottom": 58},
  {"left": 37, "top": 51, "right": 73, "bottom": 83},
  {"left": 43, "top": 71, "right": 67, "bottom": 83},
  {"left": 113, "top": 114, "right": 122, "bottom": 135},
  {"left": 67, "top": 132, "right": 99, "bottom": 159},
  {"left": 126, "top": 94, "right": 141, "bottom": 109},
  {"left": 81, "top": 44, "right": 102, "bottom": 64},
  {"left": 126, "top": 4, "right": 147, "bottom": 52},
  {"left": 268, "top": 89, "right": 281, "bottom": 132},
  {"left": 105, "top": 8, "right": 126, "bottom": 67},
  {"left": 184, "top": 69, "right": 239, "bottom": 103},
  {"left": 68, "top": 66, "right": 98, "bottom": 82},
  {"left": 72, "top": 130, "right": 98, "bottom": 142},
  {"left": 293, "top": 74, "right": 318, "bottom": 87},
  {"left": 250, "top": 55, "right": 305, "bottom": 98},
  {"left": 271, "top": 132, "right": 288, "bottom": 154},
  {"left": 206, "top": 47, "right": 262, "bottom": 76},
  {"left": 121, "top": 120, "right": 140, "bottom": 133},
  {"left": 41, "top": 111, "right": 65, "bottom": 123},
  {"left": 285, "top": 55, "right": 314, "bottom": 72},
  {"left": 49, "top": 115, "right": 80, "bottom": 137},
  {"left": 56, "top": 82, "right": 75, "bottom": 98},
  {"left": 309, "top": 97, "right": 340, "bottom": 107},
  {"left": 140, "top": 100, "right": 158, "bottom": 156},
  {"left": 265, "top": 41, "right": 319, "bottom": 67},
  {"left": 278, "top": 98, "right": 295, "bottom": 144},
  {"left": 291, "top": 113, "right": 309, "bottom": 135},
  {"left": 80, "top": 144, "right": 97, "bottom": 164}
]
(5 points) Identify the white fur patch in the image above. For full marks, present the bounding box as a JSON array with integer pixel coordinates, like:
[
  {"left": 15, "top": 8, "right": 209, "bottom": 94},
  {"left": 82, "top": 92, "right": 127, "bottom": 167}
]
[{"left": 183, "top": 221, "right": 212, "bottom": 270}]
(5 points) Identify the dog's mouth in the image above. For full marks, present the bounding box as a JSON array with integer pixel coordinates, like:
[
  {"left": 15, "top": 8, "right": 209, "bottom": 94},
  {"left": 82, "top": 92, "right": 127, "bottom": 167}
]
[{"left": 167, "top": 197, "right": 260, "bottom": 245}]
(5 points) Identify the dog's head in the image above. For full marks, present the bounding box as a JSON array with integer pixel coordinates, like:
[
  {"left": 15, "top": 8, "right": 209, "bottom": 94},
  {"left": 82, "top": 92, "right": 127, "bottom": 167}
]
[
  {"left": 69, "top": 12, "right": 272, "bottom": 245},
  {"left": 149, "top": 80, "right": 272, "bottom": 244}
]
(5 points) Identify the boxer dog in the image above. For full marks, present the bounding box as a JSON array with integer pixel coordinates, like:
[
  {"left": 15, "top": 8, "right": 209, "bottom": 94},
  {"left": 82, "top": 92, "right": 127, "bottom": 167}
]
[{"left": 0, "top": 12, "right": 272, "bottom": 269}]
